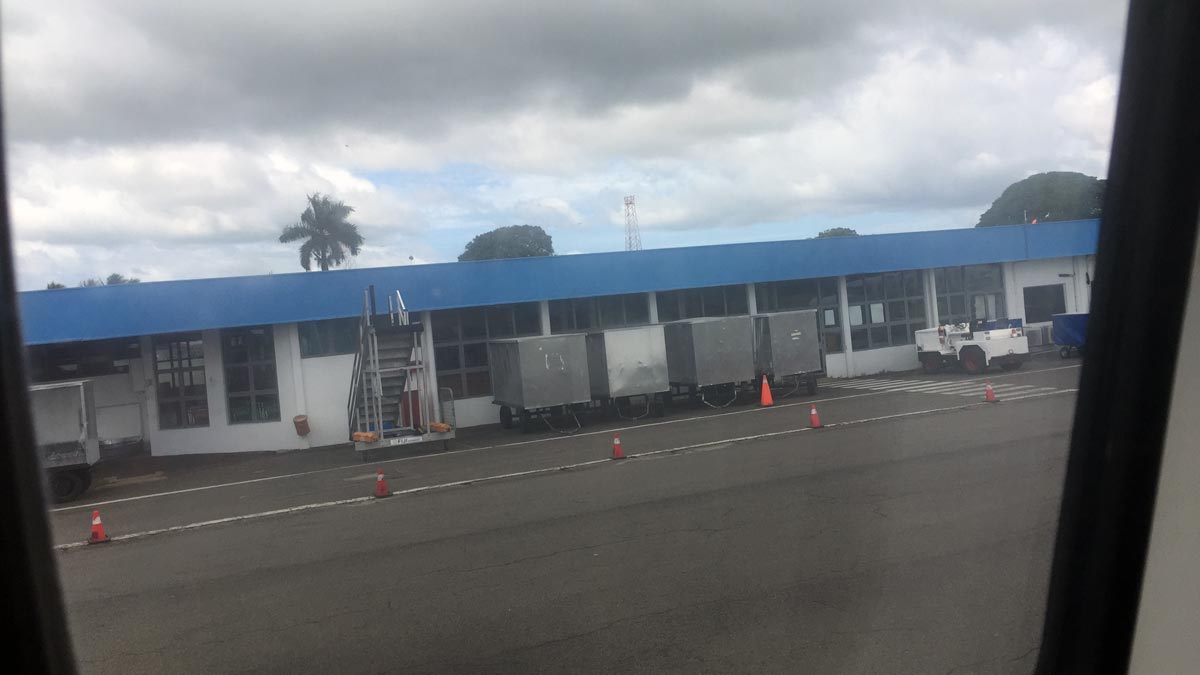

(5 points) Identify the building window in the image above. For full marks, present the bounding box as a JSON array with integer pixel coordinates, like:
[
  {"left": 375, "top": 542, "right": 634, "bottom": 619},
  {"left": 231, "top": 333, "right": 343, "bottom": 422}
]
[
  {"left": 221, "top": 326, "right": 280, "bottom": 424},
  {"left": 1023, "top": 284, "right": 1067, "bottom": 323},
  {"left": 26, "top": 337, "right": 141, "bottom": 382},
  {"left": 431, "top": 303, "right": 541, "bottom": 399},
  {"left": 550, "top": 294, "right": 649, "bottom": 333},
  {"left": 756, "top": 277, "right": 843, "bottom": 353},
  {"left": 154, "top": 333, "right": 208, "bottom": 429},
  {"left": 936, "top": 263, "right": 1006, "bottom": 325},
  {"left": 845, "top": 270, "right": 927, "bottom": 350},
  {"left": 656, "top": 285, "right": 748, "bottom": 321},
  {"left": 298, "top": 318, "right": 359, "bottom": 358}
]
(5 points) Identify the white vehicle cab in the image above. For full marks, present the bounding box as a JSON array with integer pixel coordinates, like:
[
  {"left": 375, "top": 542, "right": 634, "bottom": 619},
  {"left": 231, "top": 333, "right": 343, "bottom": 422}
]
[{"left": 915, "top": 320, "right": 1029, "bottom": 375}]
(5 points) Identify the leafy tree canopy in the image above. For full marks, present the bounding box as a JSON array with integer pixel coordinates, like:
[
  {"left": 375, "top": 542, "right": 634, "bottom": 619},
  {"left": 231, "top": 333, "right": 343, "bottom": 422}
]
[
  {"left": 46, "top": 281, "right": 66, "bottom": 289},
  {"left": 459, "top": 225, "right": 554, "bottom": 262},
  {"left": 977, "top": 171, "right": 1105, "bottom": 227},
  {"left": 78, "top": 273, "right": 140, "bottom": 287},
  {"left": 815, "top": 227, "right": 860, "bottom": 238}
]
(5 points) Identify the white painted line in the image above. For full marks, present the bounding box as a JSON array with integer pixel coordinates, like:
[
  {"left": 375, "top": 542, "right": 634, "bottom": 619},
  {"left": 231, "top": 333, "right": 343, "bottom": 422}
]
[
  {"left": 919, "top": 383, "right": 992, "bottom": 395},
  {"left": 55, "top": 387, "right": 1079, "bottom": 551},
  {"left": 860, "top": 381, "right": 937, "bottom": 391},
  {"left": 50, "top": 389, "right": 889, "bottom": 513},
  {"left": 54, "top": 363, "right": 1083, "bottom": 515},
  {"left": 960, "top": 385, "right": 1038, "bottom": 397},
  {"left": 1003, "top": 388, "right": 1075, "bottom": 401}
]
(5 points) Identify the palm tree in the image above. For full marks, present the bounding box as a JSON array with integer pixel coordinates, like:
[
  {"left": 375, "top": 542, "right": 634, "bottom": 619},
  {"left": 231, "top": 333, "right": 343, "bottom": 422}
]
[{"left": 278, "top": 193, "right": 365, "bottom": 271}]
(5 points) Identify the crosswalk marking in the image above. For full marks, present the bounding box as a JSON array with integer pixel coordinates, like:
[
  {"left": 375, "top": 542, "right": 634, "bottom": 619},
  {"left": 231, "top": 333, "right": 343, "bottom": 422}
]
[{"left": 824, "top": 376, "right": 1067, "bottom": 399}]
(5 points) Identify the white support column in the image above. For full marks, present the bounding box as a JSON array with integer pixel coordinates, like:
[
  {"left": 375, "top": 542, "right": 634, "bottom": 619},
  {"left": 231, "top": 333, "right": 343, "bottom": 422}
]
[
  {"left": 538, "top": 300, "right": 552, "bottom": 335},
  {"left": 838, "top": 276, "right": 854, "bottom": 376},
  {"left": 647, "top": 292, "right": 659, "bottom": 323},
  {"left": 286, "top": 323, "right": 309, "bottom": 448},
  {"left": 1001, "top": 261, "right": 1022, "bottom": 321},
  {"left": 745, "top": 283, "right": 758, "bottom": 316},
  {"left": 925, "top": 269, "right": 940, "bottom": 327},
  {"left": 421, "top": 311, "right": 441, "bottom": 424}
]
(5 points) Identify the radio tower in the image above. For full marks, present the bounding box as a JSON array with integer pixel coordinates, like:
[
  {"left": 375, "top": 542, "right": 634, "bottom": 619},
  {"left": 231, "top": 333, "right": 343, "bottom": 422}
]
[{"left": 623, "top": 195, "right": 642, "bottom": 251}]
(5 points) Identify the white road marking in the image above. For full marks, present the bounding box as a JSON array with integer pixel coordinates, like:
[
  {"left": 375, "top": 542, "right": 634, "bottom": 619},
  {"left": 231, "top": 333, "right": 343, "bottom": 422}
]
[
  {"left": 52, "top": 363, "right": 1083, "bottom": 515},
  {"left": 959, "top": 384, "right": 1038, "bottom": 397},
  {"left": 54, "top": 387, "right": 1079, "bottom": 551}
]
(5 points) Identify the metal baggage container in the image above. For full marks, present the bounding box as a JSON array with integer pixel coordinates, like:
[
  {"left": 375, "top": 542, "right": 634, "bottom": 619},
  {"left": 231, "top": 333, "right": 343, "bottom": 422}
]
[
  {"left": 754, "top": 310, "right": 823, "bottom": 377},
  {"left": 586, "top": 325, "right": 669, "bottom": 399},
  {"left": 488, "top": 334, "right": 591, "bottom": 410},
  {"left": 663, "top": 316, "right": 755, "bottom": 387}
]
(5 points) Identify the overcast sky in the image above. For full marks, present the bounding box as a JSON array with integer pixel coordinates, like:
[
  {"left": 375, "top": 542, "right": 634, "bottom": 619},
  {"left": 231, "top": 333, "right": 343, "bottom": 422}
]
[{"left": 3, "top": 0, "right": 1127, "bottom": 289}]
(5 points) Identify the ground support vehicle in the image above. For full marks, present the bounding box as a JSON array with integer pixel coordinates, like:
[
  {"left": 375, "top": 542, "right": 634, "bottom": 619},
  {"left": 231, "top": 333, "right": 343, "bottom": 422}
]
[
  {"left": 1052, "top": 312, "right": 1089, "bottom": 359},
  {"left": 30, "top": 380, "right": 100, "bottom": 502},
  {"left": 915, "top": 321, "right": 1029, "bottom": 374}
]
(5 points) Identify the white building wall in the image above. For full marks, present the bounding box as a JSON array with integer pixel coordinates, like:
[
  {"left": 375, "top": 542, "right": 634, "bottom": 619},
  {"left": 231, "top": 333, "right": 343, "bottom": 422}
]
[
  {"left": 300, "top": 353, "right": 355, "bottom": 448},
  {"left": 146, "top": 324, "right": 308, "bottom": 456},
  {"left": 843, "top": 344, "right": 920, "bottom": 377},
  {"left": 1010, "top": 257, "right": 1090, "bottom": 324}
]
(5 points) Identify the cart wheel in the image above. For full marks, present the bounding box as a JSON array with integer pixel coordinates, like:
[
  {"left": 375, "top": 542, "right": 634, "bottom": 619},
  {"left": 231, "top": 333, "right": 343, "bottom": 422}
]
[
  {"left": 499, "top": 405, "right": 514, "bottom": 429},
  {"left": 960, "top": 347, "right": 987, "bottom": 375},
  {"left": 49, "top": 470, "right": 86, "bottom": 503},
  {"left": 1059, "top": 347, "right": 1071, "bottom": 359},
  {"left": 806, "top": 377, "right": 818, "bottom": 396},
  {"left": 920, "top": 354, "right": 943, "bottom": 374}
]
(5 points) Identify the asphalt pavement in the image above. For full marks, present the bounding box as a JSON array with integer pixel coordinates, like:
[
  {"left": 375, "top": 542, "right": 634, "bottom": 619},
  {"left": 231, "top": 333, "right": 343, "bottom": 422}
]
[{"left": 52, "top": 360, "right": 1081, "bottom": 673}]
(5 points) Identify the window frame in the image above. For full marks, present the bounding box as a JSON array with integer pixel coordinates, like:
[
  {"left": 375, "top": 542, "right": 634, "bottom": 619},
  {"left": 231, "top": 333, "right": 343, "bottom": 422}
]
[
  {"left": 297, "top": 317, "right": 360, "bottom": 358},
  {"left": 845, "top": 270, "right": 927, "bottom": 350},
  {"left": 432, "top": 303, "right": 542, "bottom": 399},
  {"left": 221, "top": 326, "right": 281, "bottom": 424},
  {"left": 153, "top": 332, "right": 209, "bottom": 430}
]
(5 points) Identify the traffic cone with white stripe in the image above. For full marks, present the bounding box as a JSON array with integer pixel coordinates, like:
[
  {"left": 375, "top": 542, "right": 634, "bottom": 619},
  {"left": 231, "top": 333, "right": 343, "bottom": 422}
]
[
  {"left": 984, "top": 381, "right": 997, "bottom": 403},
  {"left": 88, "top": 510, "right": 110, "bottom": 544},
  {"left": 374, "top": 469, "right": 391, "bottom": 498},
  {"left": 809, "top": 405, "right": 823, "bottom": 429},
  {"left": 611, "top": 433, "right": 626, "bottom": 460}
]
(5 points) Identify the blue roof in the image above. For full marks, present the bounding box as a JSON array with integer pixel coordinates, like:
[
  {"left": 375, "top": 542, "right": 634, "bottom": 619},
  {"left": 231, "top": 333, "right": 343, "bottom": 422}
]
[{"left": 18, "top": 219, "right": 1099, "bottom": 345}]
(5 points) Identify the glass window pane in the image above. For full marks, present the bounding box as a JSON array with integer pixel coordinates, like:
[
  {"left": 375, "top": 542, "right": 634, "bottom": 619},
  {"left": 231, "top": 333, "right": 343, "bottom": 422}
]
[
  {"left": 225, "top": 366, "right": 250, "bottom": 393},
  {"left": 623, "top": 294, "right": 649, "bottom": 325},
  {"left": 888, "top": 301, "right": 906, "bottom": 322},
  {"left": 657, "top": 291, "right": 681, "bottom": 322},
  {"left": 904, "top": 270, "right": 923, "bottom": 298},
  {"left": 462, "top": 343, "right": 488, "bottom": 368},
  {"left": 883, "top": 272, "right": 903, "bottom": 299},
  {"left": 754, "top": 284, "right": 774, "bottom": 312},
  {"left": 864, "top": 275, "right": 884, "bottom": 302},
  {"left": 597, "top": 295, "right": 625, "bottom": 327},
  {"left": 228, "top": 396, "right": 253, "bottom": 423},
  {"left": 185, "top": 369, "right": 207, "bottom": 396},
  {"left": 849, "top": 305, "right": 864, "bottom": 327},
  {"left": 846, "top": 277, "right": 865, "bottom": 304},
  {"left": 951, "top": 295, "right": 966, "bottom": 316},
  {"left": 437, "top": 373, "right": 463, "bottom": 399},
  {"left": 823, "top": 308, "right": 838, "bottom": 327},
  {"left": 255, "top": 395, "right": 280, "bottom": 422},
  {"left": 549, "top": 300, "right": 572, "bottom": 333},
  {"left": 158, "top": 401, "right": 182, "bottom": 429},
  {"left": 725, "top": 286, "right": 748, "bottom": 315},
  {"left": 819, "top": 279, "right": 839, "bottom": 307},
  {"left": 514, "top": 303, "right": 541, "bottom": 335},
  {"left": 486, "top": 306, "right": 516, "bottom": 338},
  {"left": 435, "top": 345, "right": 461, "bottom": 371},
  {"left": 252, "top": 364, "right": 277, "bottom": 391},
  {"left": 908, "top": 299, "right": 926, "bottom": 321},
  {"left": 332, "top": 318, "right": 359, "bottom": 354},
  {"left": 869, "top": 326, "right": 889, "bottom": 347},
  {"left": 851, "top": 328, "right": 868, "bottom": 350},
  {"left": 184, "top": 399, "right": 210, "bottom": 427},
  {"left": 298, "top": 321, "right": 323, "bottom": 357},
  {"left": 223, "top": 334, "right": 248, "bottom": 363},
  {"left": 465, "top": 370, "right": 491, "bottom": 397},
  {"left": 701, "top": 287, "right": 725, "bottom": 316},
  {"left": 945, "top": 267, "right": 964, "bottom": 293},
  {"left": 432, "top": 310, "right": 460, "bottom": 343},
  {"left": 461, "top": 309, "right": 486, "bottom": 339},
  {"left": 574, "top": 298, "right": 595, "bottom": 329},
  {"left": 870, "top": 303, "right": 885, "bottom": 324},
  {"left": 247, "top": 328, "right": 274, "bottom": 361},
  {"left": 824, "top": 331, "right": 843, "bottom": 353},
  {"left": 890, "top": 324, "right": 910, "bottom": 345},
  {"left": 937, "top": 296, "right": 949, "bottom": 318},
  {"left": 682, "top": 290, "right": 703, "bottom": 318}
]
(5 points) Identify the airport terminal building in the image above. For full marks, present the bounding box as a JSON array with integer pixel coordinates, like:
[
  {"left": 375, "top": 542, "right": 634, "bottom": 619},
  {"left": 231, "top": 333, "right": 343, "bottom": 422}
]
[{"left": 18, "top": 220, "right": 1098, "bottom": 456}]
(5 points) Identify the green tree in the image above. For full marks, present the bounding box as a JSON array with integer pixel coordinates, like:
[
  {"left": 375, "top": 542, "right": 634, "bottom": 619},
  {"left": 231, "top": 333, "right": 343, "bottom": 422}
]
[
  {"left": 46, "top": 281, "right": 66, "bottom": 289},
  {"left": 977, "top": 171, "right": 1105, "bottom": 227},
  {"left": 105, "top": 273, "right": 140, "bottom": 285},
  {"left": 278, "top": 193, "right": 364, "bottom": 271},
  {"left": 815, "top": 227, "right": 860, "bottom": 238},
  {"left": 459, "top": 225, "right": 554, "bottom": 262}
]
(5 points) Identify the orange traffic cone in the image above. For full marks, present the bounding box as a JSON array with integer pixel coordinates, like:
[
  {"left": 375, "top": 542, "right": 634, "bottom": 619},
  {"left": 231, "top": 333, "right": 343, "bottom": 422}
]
[
  {"left": 88, "top": 510, "right": 110, "bottom": 544},
  {"left": 374, "top": 469, "right": 391, "bottom": 498},
  {"left": 984, "top": 381, "right": 997, "bottom": 403},
  {"left": 809, "top": 405, "right": 823, "bottom": 429},
  {"left": 760, "top": 375, "right": 774, "bottom": 407},
  {"left": 611, "top": 433, "right": 626, "bottom": 460}
]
